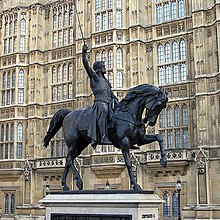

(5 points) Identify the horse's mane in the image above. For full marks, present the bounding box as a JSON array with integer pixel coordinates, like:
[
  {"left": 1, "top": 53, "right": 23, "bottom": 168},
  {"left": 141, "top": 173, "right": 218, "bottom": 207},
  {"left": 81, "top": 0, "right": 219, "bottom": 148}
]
[{"left": 118, "top": 84, "right": 159, "bottom": 108}]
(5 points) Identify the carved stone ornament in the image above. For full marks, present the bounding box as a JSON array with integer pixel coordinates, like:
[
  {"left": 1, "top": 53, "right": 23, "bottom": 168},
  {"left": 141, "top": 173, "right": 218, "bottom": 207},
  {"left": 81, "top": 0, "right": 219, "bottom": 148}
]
[
  {"left": 197, "top": 158, "right": 205, "bottom": 175},
  {"left": 23, "top": 155, "right": 33, "bottom": 181}
]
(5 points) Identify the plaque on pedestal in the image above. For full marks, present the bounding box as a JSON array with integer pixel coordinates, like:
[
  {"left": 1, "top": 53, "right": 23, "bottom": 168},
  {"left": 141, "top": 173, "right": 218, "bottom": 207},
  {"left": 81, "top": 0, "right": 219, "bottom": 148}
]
[{"left": 41, "top": 190, "right": 163, "bottom": 220}]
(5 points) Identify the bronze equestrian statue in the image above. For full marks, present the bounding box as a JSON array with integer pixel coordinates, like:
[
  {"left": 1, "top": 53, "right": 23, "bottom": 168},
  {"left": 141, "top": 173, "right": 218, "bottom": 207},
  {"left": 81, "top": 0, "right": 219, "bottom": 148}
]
[
  {"left": 43, "top": 83, "right": 168, "bottom": 191},
  {"left": 82, "top": 43, "right": 118, "bottom": 148}
]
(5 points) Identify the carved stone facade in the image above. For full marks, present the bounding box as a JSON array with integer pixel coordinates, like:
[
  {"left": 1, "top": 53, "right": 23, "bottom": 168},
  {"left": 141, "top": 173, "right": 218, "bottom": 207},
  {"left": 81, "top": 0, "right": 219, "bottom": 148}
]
[{"left": 0, "top": 0, "right": 219, "bottom": 220}]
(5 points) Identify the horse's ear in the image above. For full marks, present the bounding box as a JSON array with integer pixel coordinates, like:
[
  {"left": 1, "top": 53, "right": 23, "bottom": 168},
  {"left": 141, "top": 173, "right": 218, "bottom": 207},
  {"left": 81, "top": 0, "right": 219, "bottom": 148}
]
[{"left": 165, "top": 89, "right": 168, "bottom": 96}]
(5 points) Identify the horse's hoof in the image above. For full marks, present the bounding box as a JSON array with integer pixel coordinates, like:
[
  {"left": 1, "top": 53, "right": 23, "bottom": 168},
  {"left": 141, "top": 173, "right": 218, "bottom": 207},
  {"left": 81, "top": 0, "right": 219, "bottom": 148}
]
[
  {"left": 133, "top": 184, "right": 142, "bottom": 191},
  {"left": 160, "top": 157, "right": 167, "bottom": 168},
  {"left": 76, "top": 180, "right": 83, "bottom": 190},
  {"left": 62, "top": 185, "right": 70, "bottom": 191}
]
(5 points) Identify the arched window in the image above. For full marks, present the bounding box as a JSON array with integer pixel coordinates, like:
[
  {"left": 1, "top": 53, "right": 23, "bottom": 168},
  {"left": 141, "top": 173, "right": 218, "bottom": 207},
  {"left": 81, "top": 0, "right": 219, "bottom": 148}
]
[
  {"left": 116, "top": 48, "right": 123, "bottom": 68},
  {"left": 17, "top": 123, "right": 23, "bottom": 159},
  {"left": 9, "top": 21, "right": 12, "bottom": 35},
  {"left": 5, "top": 194, "right": 9, "bottom": 214},
  {"left": 178, "top": 0, "right": 185, "bottom": 18},
  {"left": 68, "top": 63, "right": 73, "bottom": 81},
  {"left": 165, "top": 43, "right": 170, "bottom": 63},
  {"left": 108, "top": 71, "right": 113, "bottom": 87},
  {"left": 63, "top": 29, "right": 68, "bottom": 45},
  {"left": 167, "top": 106, "right": 172, "bottom": 127},
  {"left": 69, "top": 10, "right": 73, "bottom": 26},
  {"left": 57, "top": 65, "right": 62, "bottom": 83},
  {"left": 64, "top": 11, "right": 68, "bottom": 26},
  {"left": 3, "top": 72, "right": 6, "bottom": 89},
  {"left": 63, "top": 64, "right": 67, "bottom": 82},
  {"left": 158, "top": 44, "right": 164, "bottom": 64},
  {"left": 108, "top": 11, "right": 113, "bottom": 29},
  {"left": 116, "top": 10, "right": 122, "bottom": 28},
  {"left": 18, "top": 69, "right": 24, "bottom": 88},
  {"left": 95, "top": 52, "right": 100, "bottom": 61},
  {"left": 17, "top": 123, "right": 23, "bottom": 142},
  {"left": 4, "top": 22, "right": 8, "bottom": 36},
  {"left": 52, "top": 66, "right": 56, "bottom": 83},
  {"left": 12, "top": 71, "right": 16, "bottom": 87},
  {"left": 108, "top": 50, "right": 113, "bottom": 69},
  {"left": 11, "top": 194, "right": 15, "bottom": 214},
  {"left": 116, "top": 71, "right": 123, "bottom": 88},
  {"left": 7, "top": 72, "right": 11, "bottom": 88},
  {"left": 10, "top": 124, "right": 14, "bottom": 159},
  {"left": 174, "top": 106, "right": 180, "bottom": 126},
  {"left": 58, "top": 13, "right": 62, "bottom": 28},
  {"left": 180, "top": 39, "right": 186, "bottom": 60},
  {"left": 20, "top": 18, "right": 26, "bottom": 35},
  {"left": 53, "top": 14, "right": 57, "bottom": 29},
  {"left": 14, "top": 19, "right": 17, "bottom": 34},
  {"left": 172, "top": 41, "right": 178, "bottom": 61},
  {"left": 101, "top": 51, "right": 106, "bottom": 63},
  {"left": 68, "top": 84, "right": 73, "bottom": 99},
  {"left": 6, "top": 124, "right": 9, "bottom": 141}
]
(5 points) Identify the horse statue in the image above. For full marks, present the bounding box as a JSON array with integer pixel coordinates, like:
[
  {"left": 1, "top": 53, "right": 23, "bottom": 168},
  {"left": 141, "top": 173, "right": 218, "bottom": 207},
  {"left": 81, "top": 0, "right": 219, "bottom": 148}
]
[{"left": 43, "top": 84, "right": 168, "bottom": 191}]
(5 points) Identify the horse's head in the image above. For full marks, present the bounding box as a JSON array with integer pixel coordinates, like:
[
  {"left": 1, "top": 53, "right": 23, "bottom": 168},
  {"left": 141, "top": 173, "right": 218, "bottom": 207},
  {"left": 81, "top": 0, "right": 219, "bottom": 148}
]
[{"left": 143, "top": 87, "right": 168, "bottom": 126}]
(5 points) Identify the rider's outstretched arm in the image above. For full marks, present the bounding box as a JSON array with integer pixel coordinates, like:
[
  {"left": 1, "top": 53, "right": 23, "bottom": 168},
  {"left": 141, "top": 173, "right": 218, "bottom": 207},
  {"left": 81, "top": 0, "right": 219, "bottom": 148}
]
[{"left": 82, "top": 43, "right": 95, "bottom": 78}]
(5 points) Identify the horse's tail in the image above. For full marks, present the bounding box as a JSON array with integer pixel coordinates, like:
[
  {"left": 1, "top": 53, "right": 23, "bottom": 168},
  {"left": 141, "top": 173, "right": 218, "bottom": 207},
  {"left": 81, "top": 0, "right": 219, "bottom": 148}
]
[{"left": 43, "top": 109, "right": 71, "bottom": 147}]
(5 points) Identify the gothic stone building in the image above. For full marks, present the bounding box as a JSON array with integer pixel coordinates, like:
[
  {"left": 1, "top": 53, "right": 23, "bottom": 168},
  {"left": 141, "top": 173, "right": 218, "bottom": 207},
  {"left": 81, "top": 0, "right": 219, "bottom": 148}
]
[{"left": 0, "top": 0, "right": 219, "bottom": 219}]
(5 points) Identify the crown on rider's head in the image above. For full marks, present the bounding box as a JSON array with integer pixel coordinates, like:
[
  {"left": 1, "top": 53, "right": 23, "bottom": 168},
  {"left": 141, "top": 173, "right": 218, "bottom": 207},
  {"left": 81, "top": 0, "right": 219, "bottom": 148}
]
[{"left": 93, "top": 61, "right": 104, "bottom": 71}]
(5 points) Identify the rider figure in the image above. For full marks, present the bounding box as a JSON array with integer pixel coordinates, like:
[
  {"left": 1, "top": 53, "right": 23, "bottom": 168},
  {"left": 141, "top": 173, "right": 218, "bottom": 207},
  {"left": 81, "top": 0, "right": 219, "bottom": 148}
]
[{"left": 82, "top": 43, "right": 118, "bottom": 147}]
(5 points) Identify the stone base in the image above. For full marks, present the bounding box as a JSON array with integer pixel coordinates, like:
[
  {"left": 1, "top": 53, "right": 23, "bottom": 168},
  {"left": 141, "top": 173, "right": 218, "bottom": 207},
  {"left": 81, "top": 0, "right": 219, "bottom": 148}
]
[{"left": 41, "top": 190, "right": 163, "bottom": 220}]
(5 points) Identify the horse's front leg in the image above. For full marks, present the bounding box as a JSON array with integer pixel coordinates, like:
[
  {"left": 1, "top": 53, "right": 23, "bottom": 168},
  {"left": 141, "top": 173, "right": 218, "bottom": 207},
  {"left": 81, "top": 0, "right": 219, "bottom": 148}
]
[
  {"left": 61, "top": 158, "right": 70, "bottom": 191},
  {"left": 139, "top": 134, "right": 167, "bottom": 168},
  {"left": 120, "top": 137, "right": 142, "bottom": 191}
]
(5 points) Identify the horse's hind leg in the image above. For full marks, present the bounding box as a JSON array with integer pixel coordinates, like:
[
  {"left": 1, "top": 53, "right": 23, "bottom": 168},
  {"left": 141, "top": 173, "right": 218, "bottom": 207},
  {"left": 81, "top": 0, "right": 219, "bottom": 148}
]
[
  {"left": 67, "top": 146, "right": 83, "bottom": 190},
  {"left": 61, "top": 160, "right": 70, "bottom": 191}
]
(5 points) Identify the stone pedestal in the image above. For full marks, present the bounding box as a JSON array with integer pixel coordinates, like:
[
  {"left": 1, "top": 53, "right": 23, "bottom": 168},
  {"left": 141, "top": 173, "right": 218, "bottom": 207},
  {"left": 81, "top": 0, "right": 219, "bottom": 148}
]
[{"left": 41, "top": 190, "right": 163, "bottom": 220}]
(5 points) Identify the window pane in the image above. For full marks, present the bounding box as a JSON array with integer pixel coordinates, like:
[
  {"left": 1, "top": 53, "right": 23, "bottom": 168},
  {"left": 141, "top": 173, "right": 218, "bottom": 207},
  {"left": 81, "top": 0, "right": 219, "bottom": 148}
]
[
  {"left": 167, "top": 130, "right": 173, "bottom": 149},
  {"left": 175, "top": 129, "right": 180, "bottom": 148},
  {"left": 182, "top": 105, "right": 188, "bottom": 126},
  {"left": 178, "top": 0, "right": 185, "bottom": 18},
  {"left": 158, "top": 67, "right": 164, "bottom": 85},
  {"left": 180, "top": 39, "right": 186, "bottom": 60},
  {"left": 95, "top": 0, "right": 100, "bottom": 11},
  {"left": 167, "top": 107, "right": 172, "bottom": 127},
  {"left": 163, "top": 192, "right": 170, "bottom": 217},
  {"left": 11, "top": 194, "right": 15, "bottom": 214},
  {"left": 171, "top": 1, "right": 177, "bottom": 20},
  {"left": 17, "top": 142, "right": 22, "bottom": 159},
  {"left": 180, "top": 63, "right": 186, "bottom": 81},
  {"left": 165, "top": 66, "right": 172, "bottom": 84},
  {"left": 165, "top": 43, "right": 171, "bottom": 63},
  {"left": 108, "top": 11, "right": 113, "bottom": 29},
  {"left": 116, "top": 71, "right": 123, "bottom": 88},
  {"left": 5, "top": 194, "right": 9, "bottom": 214},
  {"left": 158, "top": 44, "right": 163, "bottom": 64},
  {"left": 116, "top": 48, "right": 123, "bottom": 68},
  {"left": 116, "top": 10, "right": 122, "bottom": 28},
  {"left": 172, "top": 41, "right": 178, "bottom": 61},
  {"left": 174, "top": 106, "right": 180, "bottom": 126},
  {"left": 183, "top": 128, "right": 188, "bottom": 148},
  {"left": 108, "top": 50, "right": 113, "bottom": 69},
  {"left": 164, "top": 3, "right": 169, "bottom": 22},
  {"left": 156, "top": 5, "right": 162, "bottom": 23},
  {"left": 20, "top": 18, "right": 26, "bottom": 35},
  {"left": 160, "top": 109, "right": 165, "bottom": 128},
  {"left": 172, "top": 192, "right": 179, "bottom": 217},
  {"left": 173, "top": 64, "right": 179, "bottom": 83},
  {"left": 102, "top": 12, "right": 107, "bottom": 30},
  {"left": 95, "top": 14, "right": 100, "bottom": 31}
]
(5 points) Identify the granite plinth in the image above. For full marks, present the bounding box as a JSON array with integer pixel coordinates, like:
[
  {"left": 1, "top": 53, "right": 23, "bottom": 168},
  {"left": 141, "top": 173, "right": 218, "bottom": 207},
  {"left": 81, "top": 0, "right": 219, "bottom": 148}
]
[{"left": 41, "top": 190, "right": 163, "bottom": 220}]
